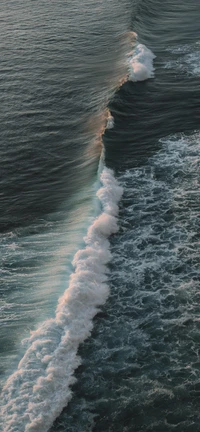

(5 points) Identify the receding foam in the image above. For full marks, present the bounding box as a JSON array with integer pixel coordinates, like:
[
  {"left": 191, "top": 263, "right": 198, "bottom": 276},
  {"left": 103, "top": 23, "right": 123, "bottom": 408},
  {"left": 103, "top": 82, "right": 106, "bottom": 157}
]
[{"left": 1, "top": 166, "right": 123, "bottom": 432}]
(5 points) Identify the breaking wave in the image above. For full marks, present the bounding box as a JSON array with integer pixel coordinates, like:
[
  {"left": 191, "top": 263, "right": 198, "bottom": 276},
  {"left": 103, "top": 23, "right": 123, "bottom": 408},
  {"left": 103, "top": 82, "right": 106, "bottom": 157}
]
[
  {"left": 1, "top": 163, "right": 123, "bottom": 432},
  {"left": 1, "top": 35, "right": 155, "bottom": 432},
  {"left": 128, "top": 41, "right": 156, "bottom": 81}
]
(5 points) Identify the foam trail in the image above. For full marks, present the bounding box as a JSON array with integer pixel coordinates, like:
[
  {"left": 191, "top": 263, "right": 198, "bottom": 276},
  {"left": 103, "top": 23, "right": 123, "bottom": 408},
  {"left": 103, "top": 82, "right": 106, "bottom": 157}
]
[
  {"left": 1, "top": 164, "right": 123, "bottom": 432},
  {"left": 128, "top": 39, "right": 156, "bottom": 81}
]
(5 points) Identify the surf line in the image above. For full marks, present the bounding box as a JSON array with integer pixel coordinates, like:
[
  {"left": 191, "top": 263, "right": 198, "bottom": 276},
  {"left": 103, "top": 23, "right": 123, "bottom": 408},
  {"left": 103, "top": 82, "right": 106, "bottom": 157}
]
[{"left": 1, "top": 33, "right": 155, "bottom": 432}]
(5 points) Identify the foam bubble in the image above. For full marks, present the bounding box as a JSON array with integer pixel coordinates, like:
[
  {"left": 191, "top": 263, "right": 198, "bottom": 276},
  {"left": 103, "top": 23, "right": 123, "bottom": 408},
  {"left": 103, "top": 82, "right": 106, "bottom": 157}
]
[{"left": 1, "top": 167, "right": 123, "bottom": 432}]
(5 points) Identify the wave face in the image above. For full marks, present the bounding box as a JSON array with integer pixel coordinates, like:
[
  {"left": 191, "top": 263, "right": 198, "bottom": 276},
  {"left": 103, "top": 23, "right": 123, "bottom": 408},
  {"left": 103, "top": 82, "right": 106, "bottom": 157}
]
[
  {"left": 0, "top": 0, "right": 132, "bottom": 232},
  {"left": 0, "top": 0, "right": 132, "bottom": 405},
  {"left": 1, "top": 166, "right": 123, "bottom": 432}
]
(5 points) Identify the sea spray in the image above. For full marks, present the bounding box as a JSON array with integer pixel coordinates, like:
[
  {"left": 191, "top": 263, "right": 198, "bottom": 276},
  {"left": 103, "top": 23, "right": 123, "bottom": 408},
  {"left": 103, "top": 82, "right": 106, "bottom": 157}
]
[
  {"left": 128, "top": 42, "right": 156, "bottom": 81},
  {"left": 1, "top": 165, "right": 123, "bottom": 432}
]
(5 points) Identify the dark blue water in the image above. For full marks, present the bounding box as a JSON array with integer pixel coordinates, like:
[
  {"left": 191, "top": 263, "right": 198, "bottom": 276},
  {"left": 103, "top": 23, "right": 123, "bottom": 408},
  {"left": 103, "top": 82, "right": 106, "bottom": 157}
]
[{"left": 1, "top": 0, "right": 200, "bottom": 431}]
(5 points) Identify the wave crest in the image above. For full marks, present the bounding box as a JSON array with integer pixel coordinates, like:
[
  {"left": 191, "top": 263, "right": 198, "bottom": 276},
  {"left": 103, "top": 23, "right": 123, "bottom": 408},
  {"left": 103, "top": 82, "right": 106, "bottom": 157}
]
[{"left": 128, "top": 42, "right": 156, "bottom": 81}]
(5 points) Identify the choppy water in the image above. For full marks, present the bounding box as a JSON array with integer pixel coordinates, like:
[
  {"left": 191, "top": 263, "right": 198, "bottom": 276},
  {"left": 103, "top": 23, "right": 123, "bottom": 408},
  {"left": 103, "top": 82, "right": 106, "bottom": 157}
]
[{"left": 1, "top": 0, "right": 200, "bottom": 431}]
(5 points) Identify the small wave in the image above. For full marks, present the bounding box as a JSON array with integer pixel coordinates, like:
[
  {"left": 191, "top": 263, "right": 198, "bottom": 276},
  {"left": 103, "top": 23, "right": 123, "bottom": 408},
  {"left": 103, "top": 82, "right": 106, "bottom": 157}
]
[{"left": 1, "top": 165, "right": 123, "bottom": 432}]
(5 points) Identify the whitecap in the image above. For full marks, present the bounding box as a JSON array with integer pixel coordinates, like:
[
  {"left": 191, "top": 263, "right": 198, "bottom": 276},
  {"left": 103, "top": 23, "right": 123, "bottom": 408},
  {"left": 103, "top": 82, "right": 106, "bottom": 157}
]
[{"left": 128, "top": 43, "right": 156, "bottom": 82}]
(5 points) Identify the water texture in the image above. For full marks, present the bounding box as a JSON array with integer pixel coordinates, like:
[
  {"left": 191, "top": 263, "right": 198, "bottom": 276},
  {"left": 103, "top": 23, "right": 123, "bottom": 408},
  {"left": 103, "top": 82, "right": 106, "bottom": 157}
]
[{"left": 1, "top": 0, "right": 200, "bottom": 431}]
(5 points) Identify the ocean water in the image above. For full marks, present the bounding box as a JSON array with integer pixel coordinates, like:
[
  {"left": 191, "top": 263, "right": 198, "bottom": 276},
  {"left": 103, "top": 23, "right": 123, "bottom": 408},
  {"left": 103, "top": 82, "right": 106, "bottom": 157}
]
[{"left": 1, "top": 0, "right": 200, "bottom": 431}]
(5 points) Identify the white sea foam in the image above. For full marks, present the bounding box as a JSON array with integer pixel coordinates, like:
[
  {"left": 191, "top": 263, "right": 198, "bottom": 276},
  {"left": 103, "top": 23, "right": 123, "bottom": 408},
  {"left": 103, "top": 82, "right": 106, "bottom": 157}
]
[
  {"left": 106, "top": 112, "right": 114, "bottom": 130},
  {"left": 164, "top": 42, "right": 200, "bottom": 76},
  {"left": 1, "top": 166, "right": 123, "bottom": 432},
  {"left": 128, "top": 42, "right": 156, "bottom": 82}
]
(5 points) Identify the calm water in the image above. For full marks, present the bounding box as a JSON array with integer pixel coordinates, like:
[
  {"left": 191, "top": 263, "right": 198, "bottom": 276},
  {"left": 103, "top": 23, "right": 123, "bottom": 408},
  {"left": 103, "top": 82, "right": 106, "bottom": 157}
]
[{"left": 1, "top": 0, "right": 200, "bottom": 431}]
